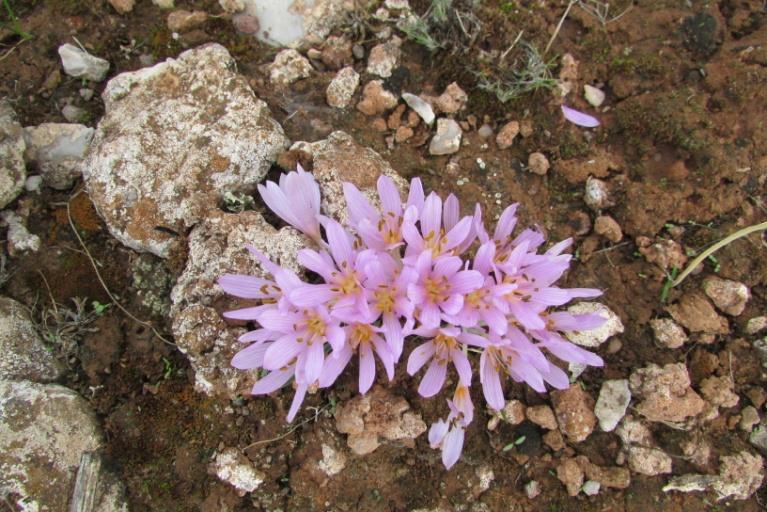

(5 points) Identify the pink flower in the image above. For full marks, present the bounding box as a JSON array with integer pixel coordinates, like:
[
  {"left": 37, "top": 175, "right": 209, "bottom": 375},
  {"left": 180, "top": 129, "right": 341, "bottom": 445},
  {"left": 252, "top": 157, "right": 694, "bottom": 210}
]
[
  {"left": 407, "top": 326, "right": 483, "bottom": 397},
  {"left": 428, "top": 385, "right": 473, "bottom": 469},
  {"left": 257, "top": 164, "right": 322, "bottom": 242},
  {"left": 289, "top": 218, "right": 375, "bottom": 322},
  {"left": 402, "top": 192, "right": 475, "bottom": 261},
  {"left": 358, "top": 252, "right": 418, "bottom": 358},
  {"left": 343, "top": 175, "right": 425, "bottom": 251},
  {"left": 319, "top": 319, "right": 395, "bottom": 394},
  {"left": 407, "top": 251, "right": 484, "bottom": 328}
]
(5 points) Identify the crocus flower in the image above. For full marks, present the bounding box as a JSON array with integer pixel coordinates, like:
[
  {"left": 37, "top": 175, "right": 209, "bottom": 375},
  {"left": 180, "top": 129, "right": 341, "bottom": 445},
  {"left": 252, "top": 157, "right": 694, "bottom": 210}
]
[
  {"left": 402, "top": 192, "right": 475, "bottom": 261},
  {"left": 428, "top": 385, "right": 473, "bottom": 469},
  {"left": 319, "top": 318, "right": 395, "bottom": 394},
  {"left": 343, "top": 175, "right": 425, "bottom": 252},
  {"left": 407, "top": 326, "right": 483, "bottom": 397},
  {"left": 408, "top": 251, "right": 483, "bottom": 327},
  {"left": 257, "top": 164, "right": 322, "bottom": 242}
]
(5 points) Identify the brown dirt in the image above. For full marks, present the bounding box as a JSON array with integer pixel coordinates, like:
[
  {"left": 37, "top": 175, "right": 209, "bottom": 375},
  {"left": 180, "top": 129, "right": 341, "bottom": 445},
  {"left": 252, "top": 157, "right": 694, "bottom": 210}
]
[{"left": 1, "top": 0, "right": 766, "bottom": 510}]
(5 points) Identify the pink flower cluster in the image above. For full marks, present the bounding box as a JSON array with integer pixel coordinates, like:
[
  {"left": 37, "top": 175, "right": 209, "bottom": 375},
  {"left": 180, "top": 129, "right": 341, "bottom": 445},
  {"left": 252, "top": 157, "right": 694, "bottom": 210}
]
[{"left": 220, "top": 166, "right": 605, "bottom": 469}]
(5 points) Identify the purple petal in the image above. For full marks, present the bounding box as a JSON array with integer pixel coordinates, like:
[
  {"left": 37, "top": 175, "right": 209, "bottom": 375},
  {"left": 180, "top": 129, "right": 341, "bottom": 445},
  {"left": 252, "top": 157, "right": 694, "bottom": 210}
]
[
  {"left": 407, "top": 178, "right": 425, "bottom": 212},
  {"left": 377, "top": 175, "right": 402, "bottom": 214},
  {"left": 251, "top": 367, "right": 294, "bottom": 395},
  {"left": 223, "top": 305, "right": 270, "bottom": 321},
  {"left": 358, "top": 343, "right": 376, "bottom": 394},
  {"left": 407, "top": 341, "right": 435, "bottom": 375},
  {"left": 441, "top": 294, "right": 464, "bottom": 316},
  {"left": 494, "top": 204, "right": 518, "bottom": 241},
  {"left": 263, "top": 335, "right": 302, "bottom": 370},
  {"left": 302, "top": 339, "right": 325, "bottom": 384},
  {"left": 561, "top": 105, "right": 600, "bottom": 128},
  {"left": 297, "top": 249, "right": 336, "bottom": 281},
  {"left": 256, "top": 309, "right": 299, "bottom": 332},
  {"left": 286, "top": 383, "right": 308, "bottom": 422},
  {"left": 420, "top": 302, "right": 442, "bottom": 327},
  {"left": 451, "top": 349, "right": 472, "bottom": 386},
  {"left": 480, "top": 351, "right": 505, "bottom": 411},
  {"left": 429, "top": 419, "right": 449, "bottom": 447},
  {"left": 420, "top": 193, "right": 443, "bottom": 238},
  {"left": 343, "top": 182, "right": 378, "bottom": 225},
  {"left": 450, "top": 270, "right": 483, "bottom": 294},
  {"left": 418, "top": 360, "right": 447, "bottom": 397},
  {"left": 325, "top": 219, "right": 355, "bottom": 266},
  {"left": 288, "top": 284, "right": 336, "bottom": 308},
  {"left": 443, "top": 194, "right": 460, "bottom": 231},
  {"left": 319, "top": 345, "right": 353, "bottom": 387},
  {"left": 443, "top": 217, "right": 473, "bottom": 252},
  {"left": 433, "top": 256, "right": 462, "bottom": 278},
  {"left": 232, "top": 342, "right": 268, "bottom": 369},
  {"left": 218, "top": 274, "right": 273, "bottom": 299},
  {"left": 441, "top": 426, "right": 465, "bottom": 469}
]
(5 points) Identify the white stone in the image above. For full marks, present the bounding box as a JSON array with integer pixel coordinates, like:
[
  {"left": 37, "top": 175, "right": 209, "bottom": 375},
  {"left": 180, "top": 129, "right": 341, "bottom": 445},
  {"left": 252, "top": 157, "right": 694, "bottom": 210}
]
[
  {"left": 582, "top": 480, "right": 600, "bottom": 496},
  {"left": 563, "top": 302, "right": 624, "bottom": 348},
  {"left": 0, "top": 380, "right": 127, "bottom": 511},
  {"left": 524, "top": 480, "right": 541, "bottom": 499},
  {"left": 429, "top": 118, "right": 462, "bottom": 156},
  {"left": 211, "top": 448, "right": 265, "bottom": 494},
  {"left": 1, "top": 211, "right": 40, "bottom": 256},
  {"left": 238, "top": 0, "right": 355, "bottom": 48},
  {"left": 583, "top": 84, "right": 605, "bottom": 107},
  {"left": 81, "top": 44, "right": 287, "bottom": 258},
  {"left": 269, "top": 49, "right": 313, "bottom": 85},
  {"left": 23, "top": 123, "right": 94, "bottom": 190},
  {"left": 0, "top": 101, "right": 25, "bottom": 209},
  {"left": 58, "top": 44, "right": 110, "bottom": 82},
  {"left": 584, "top": 176, "right": 612, "bottom": 211},
  {"left": 326, "top": 66, "right": 360, "bottom": 108},
  {"left": 318, "top": 444, "right": 347, "bottom": 476},
  {"left": 746, "top": 316, "right": 767, "bottom": 334},
  {"left": 594, "top": 379, "right": 631, "bottom": 432},
  {"left": 402, "top": 93, "right": 435, "bottom": 125},
  {"left": 650, "top": 318, "right": 688, "bottom": 349},
  {"left": 152, "top": 0, "right": 174, "bottom": 8},
  {"left": 24, "top": 175, "right": 42, "bottom": 192}
]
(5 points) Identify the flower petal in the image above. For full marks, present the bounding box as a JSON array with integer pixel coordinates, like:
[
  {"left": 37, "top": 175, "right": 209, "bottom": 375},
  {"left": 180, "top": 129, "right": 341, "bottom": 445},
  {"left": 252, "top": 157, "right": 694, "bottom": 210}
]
[
  {"left": 418, "top": 360, "right": 447, "bottom": 397},
  {"left": 480, "top": 351, "right": 505, "bottom": 411},
  {"left": 232, "top": 341, "right": 269, "bottom": 369},
  {"left": 218, "top": 274, "right": 273, "bottom": 299},
  {"left": 561, "top": 105, "right": 600, "bottom": 128},
  {"left": 407, "top": 341, "right": 435, "bottom": 375},
  {"left": 251, "top": 367, "right": 294, "bottom": 395},
  {"left": 358, "top": 342, "right": 376, "bottom": 394},
  {"left": 441, "top": 426, "right": 465, "bottom": 469},
  {"left": 286, "top": 383, "right": 308, "bottom": 422}
]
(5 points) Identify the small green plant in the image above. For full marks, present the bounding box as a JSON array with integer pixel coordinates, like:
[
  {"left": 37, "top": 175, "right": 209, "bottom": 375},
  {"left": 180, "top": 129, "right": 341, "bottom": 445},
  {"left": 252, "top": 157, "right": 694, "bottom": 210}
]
[
  {"left": 161, "top": 357, "right": 175, "bottom": 380},
  {"left": 92, "top": 300, "right": 111, "bottom": 315},
  {"left": 222, "top": 191, "right": 255, "bottom": 213},
  {"left": 475, "top": 43, "right": 557, "bottom": 103},
  {"left": 1, "top": 0, "right": 32, "bottom": 40},
  {"left": 660, "top": 266, "right": 679, "bottom": 303},
  {"left": 397, "top": 0, "right": 481, "bottom": 55},
  {"left": 37, "top": 296, "right": 100, "bottom": 363},
  {"left": 502, "top": 435, "right": 527, "bottom": 451}
]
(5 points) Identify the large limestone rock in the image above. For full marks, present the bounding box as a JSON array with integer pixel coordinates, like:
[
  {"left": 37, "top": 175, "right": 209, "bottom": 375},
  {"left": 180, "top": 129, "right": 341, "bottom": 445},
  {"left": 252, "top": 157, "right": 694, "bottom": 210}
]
[
  {"left": 82, "top": 43, "right": 287, "bottom": 258},
  {"left": 0, "top": 380, "right": 127, "bottom": 511},
  {"left": 290, "top": 131, "right": 408, "bottom": 222},
  {"left": 0, "top": 100, "right": 25, "bottom": 209},
  {"left": 170, "top": 210, "right": 307, "bottom": 398},
  {"left": 0, "top": 297, "right": 63, "bottom": 382}
]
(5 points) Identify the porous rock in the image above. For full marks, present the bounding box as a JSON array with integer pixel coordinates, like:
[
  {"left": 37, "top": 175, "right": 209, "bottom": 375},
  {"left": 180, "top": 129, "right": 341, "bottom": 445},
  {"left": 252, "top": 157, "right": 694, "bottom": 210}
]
[
  {"left": 594, "top": 379, "right": 631, "bottom": 432},
  {"left": 495, "top": 121, "right": 519, "bottom": 149},
  {"left": 320, "top": 35, "right": 353, "bottom": 70},
  {"left": 0, "top": 100, "right": 26, "bottom": 209},
  {"left": 170, "top": 210, "right": 307, "bottom": 398},
  {"left": 746, "top": 316, "right": 767, "bottom": 334},
  {"left": 356, "top": 80, "right": 398, "bottom": 116},
  {"left": 584, "top": 176, "right": 612, "bottom": 211},
  {"left": 664, "top": 451, "right": 764, "bottom": 500},
  {"left": 593, "top": 215, "right": 622, "bottom": 243},
  {"left": 0, "top": 297, "right": 63, "bottom": 382},
  {"left": 666, "top": 292, "right": 729, "bottom": 334},
  {"left": 0, "top": 380, "right": 127, "bottom": 511},
  {"left": 650, "top": 318, "right": 688, "bottom": 349},
  {"left": 424, "top": 82, "right": 468, "bottom": 114},
  {"left": 1, "top": 211, "right": 40, "bottom": 256},
  {"left": 335, "top": 386, "right": 426, "bottom": 455},
  {"left": 563, "top": 302, "right": 624, "bottom": 348},
  {"left": 326, "top": 66, "right": 360, "bottom": 109},
  {"left": 108, "top": 0, "right": 134, "bottom": 14},
  {"left": 526, "top": 405, "right": 557, "bottom": 430},
  {"left": 527, "top": 152, "right": 550, "bottom": 175},
  {"left": 211, "top": 447, "right": 265, "bottom": 495},
  {"left": 702, "top": 276, "right": 750, "bottom": 316},
  {"left": 366, "top": 38, "right": 401, "bottom": 78},
  {"left": 699, "top": 375, "right": 739, "bottom": 409},
  {"left": 551, "top": 384, "right": 596, "bottom": 443},
  {"left": 556, "top": 457, "right": 584, "bottom": 496},
  {"left": 82, "top": 44, "right": 287, "bottom": 258},
  {"left": 575, "top": 456, "right": 630, "bottom": 489},
  {"left": 269, "top": 49, "right": 313, "bottom": 85},
  {"left": 429, "top": 118, "right": 462, "bottom": 156},
  {"left": 167, "top": 10, "right": 209, "bottom": 32},
  {"left": 290, "top": 131, "right": 407, "bottom": 223},
  {"left": 616, "top": 416, "right": 672, "bottom": 476},
  {"left": 636, "top": 236, "right": 688, "bottom": 271},
  {"left": 629, "top": 363, "right": 705, "bottom": 423},
  {"left": 23, "top": 123, "right": 94, "bottom": 190}
]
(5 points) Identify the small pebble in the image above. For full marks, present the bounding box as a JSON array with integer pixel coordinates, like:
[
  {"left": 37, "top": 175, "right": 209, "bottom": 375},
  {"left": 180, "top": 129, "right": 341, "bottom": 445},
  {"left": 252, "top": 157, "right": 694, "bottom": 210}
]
[
  {"left": 584, "top": 84, "right": 605, "bottom": 107},
  {"left": 528, "top": 152, "right": 550, "bottom": 175}
]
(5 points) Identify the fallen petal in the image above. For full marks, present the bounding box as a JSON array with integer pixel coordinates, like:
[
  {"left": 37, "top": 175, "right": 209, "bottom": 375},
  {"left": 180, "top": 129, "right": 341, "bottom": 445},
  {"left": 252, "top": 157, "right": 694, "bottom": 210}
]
[{"left": 561, "top": 105, "right": 600, "bottom": 128}]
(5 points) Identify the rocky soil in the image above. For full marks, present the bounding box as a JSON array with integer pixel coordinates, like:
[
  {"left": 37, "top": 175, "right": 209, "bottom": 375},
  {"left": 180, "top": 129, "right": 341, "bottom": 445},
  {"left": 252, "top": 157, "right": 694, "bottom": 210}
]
[{"left": 1, "top": 0, "right": 766, "bottom": 510}]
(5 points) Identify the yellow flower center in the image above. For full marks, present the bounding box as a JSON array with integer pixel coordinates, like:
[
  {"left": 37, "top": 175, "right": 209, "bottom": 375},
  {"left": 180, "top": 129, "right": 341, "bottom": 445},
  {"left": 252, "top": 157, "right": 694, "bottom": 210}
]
[
  {"left": 306, "top": 312, "right": 326, "bottom": 340},
  {"left": 349, "top": 323, "right": 374, "bottom": 350},
  {"left": 374, "top": 286, "right": 396, "bottom": 314},
  {"left": 424, "top": 276, "right": 449, "bottom": 303}
]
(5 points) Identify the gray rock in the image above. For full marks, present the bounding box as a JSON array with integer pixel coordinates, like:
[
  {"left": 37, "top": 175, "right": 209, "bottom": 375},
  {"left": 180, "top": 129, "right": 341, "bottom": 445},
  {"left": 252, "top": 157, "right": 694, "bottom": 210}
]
[
  {"left": 0, "top": 297, "right": 63, "bottom": 382},
  {"left": 594, "top": 379, "right": 631, "bottom": 432},
  {"left": 1, "top": 211, "right": 40, "bottom": 256},
  {"left": 429, "top": 118, "right": 462, "bottom": 156},
  {"left": 0, "top": 100, "right": 25, "bottom": 209},
  {"left": 749, "top": 422, "right": 767, "bottom": 452},
  {"left": 152, "top": 0, "right": 175, "bottom": 8},
  {"left": 0, "top": 380, "right": 127, "bottom": 511},
  {"left": 664, "top": 452, "right": 764, "bottom": 501},
  {"left": 702, "top": 276, "right": 750, "bottom": 316},
  {"left": 746, "top": 316, "right": 767, "bottom": 334},
  {"left": 326, "top": 66, "right": 360, "bottom": 109},
  {"left": 211, "top": 448, "right": 265, "bottom": 494},
  {"left": 170, "top": 210, "right": 307, "bottom": 398},
  {"left": 402, "top": 93, "right": 435, "bottom": 125},
  {"left": 563, "top": 302, "right": 624, "bottom": 348},
  {"left": 584, "top": 176, "right": 612, "bottom": 211},
  {"left": 82, "top": 43, "right": 287, "bottom": 258},
  {"left": 23, "top": 123, "right": 94, "bottom": 190},
  {"left": 58, "top": 44, "right": 110, "bottom": 82},
  {"left": 366, "top": 38, "right": 402, "bottom": 78},
  {"left": 269, "top": 49, "right": 312, "bottom": 85},
  {"left": 650, "top": 318, "right": 688, "bottom": 349}
]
